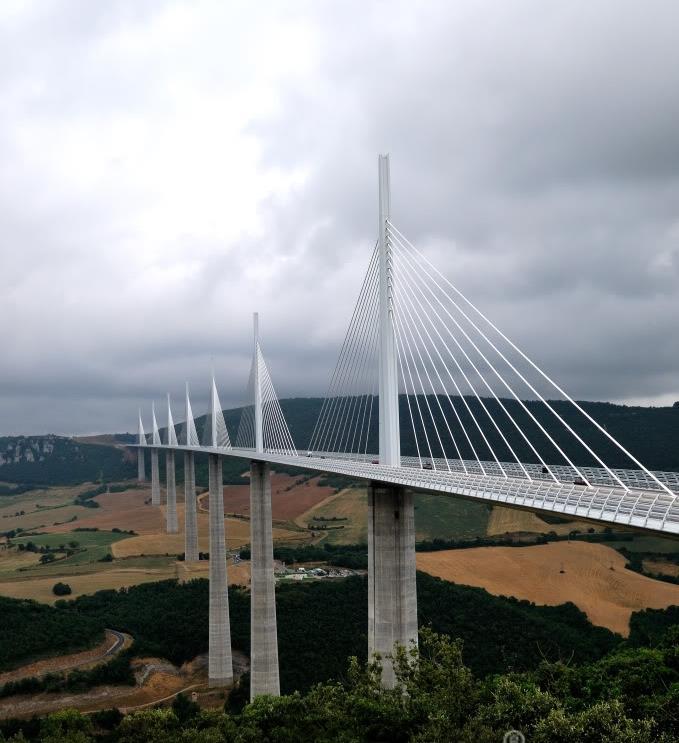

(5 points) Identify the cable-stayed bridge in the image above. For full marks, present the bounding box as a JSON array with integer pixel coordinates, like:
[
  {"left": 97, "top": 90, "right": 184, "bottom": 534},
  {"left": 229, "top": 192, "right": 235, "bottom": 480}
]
[{"left": 130, "top": 155, "right": 679, "bottom": 697}]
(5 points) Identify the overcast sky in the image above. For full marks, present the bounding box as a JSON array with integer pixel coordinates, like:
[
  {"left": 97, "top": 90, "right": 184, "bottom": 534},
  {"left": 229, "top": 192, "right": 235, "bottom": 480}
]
[{"left": 2, "top": 0, "right": 679, "bottom": 436}]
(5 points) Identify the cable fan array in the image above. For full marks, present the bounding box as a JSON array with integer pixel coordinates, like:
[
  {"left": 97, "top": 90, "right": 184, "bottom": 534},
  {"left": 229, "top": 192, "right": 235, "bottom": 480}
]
[
  {"left": 308, "top": 244, "right": 380, "bottom": 460},
  {"left": 201, "top": 377, "right": 232, "bottom": 449},
  {"left": 307, "top": 224, "right": 672, "bottom": 496},
  {"left": 235, "top": 342, "right": 297, "bottom": 456}
]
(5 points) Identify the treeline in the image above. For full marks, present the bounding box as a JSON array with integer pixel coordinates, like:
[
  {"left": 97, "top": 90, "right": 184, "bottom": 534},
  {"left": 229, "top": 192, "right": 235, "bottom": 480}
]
[
  {"left": 73, "top": 483, "right": 135, "bottom": 509},
  {"left": 1, "top": 570, "right": 623, "bottom": 701},
  {"left": 0, "top": 437, "right": 135, "bottom": 486},
  {"left": 222, "top": 395, "right": 679, "bottom": 471},
  {"left": 0, "top": 483, "right": 34, "bottom": 497},
  {"left": 239, "top": 543, "right": 369, "bottom": 570},
  {"left": 239, "top": 530, "right": 634, "bottom": 569},
  {"left": 0, "top": 597, "right": 104, "bottom": 672},
  {"left": 55, "top": 572, "right": 619, "bottom": 691},
  {"left": 7, "top": 395, "right": 679, "bottom": 492},
  {"left": 4, "top": 624, "right": 679, "bottom": 742},
  {"left": 0, "top": 649, "right": 134, "bottom": 699},
  {"left": 416, "top": 529, "right": 634, "bottom": 551}
]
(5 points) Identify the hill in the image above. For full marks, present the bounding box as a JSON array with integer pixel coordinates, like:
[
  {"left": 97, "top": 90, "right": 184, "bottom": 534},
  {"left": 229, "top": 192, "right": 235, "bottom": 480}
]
[
  {"left": 0, "top": 572, "right": 619, "bottom": 697},
  {"left": 2, "top": 396, "right": 679, "bottom": 490},
  {"left": 0, "top": 436, "right": 136, "bottom": 487},
  {"left": 143, "top": 394, "right": 679, "bottom": 472}
]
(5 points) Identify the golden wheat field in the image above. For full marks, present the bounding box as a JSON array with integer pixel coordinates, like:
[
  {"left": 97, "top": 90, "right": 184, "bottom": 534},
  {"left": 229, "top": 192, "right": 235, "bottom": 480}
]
[
  {"left": 416, "top": 541, "right": 679, "bottom": 636},
  {"left": 0, "top": 566, "right": 178, "bottom": 604}
]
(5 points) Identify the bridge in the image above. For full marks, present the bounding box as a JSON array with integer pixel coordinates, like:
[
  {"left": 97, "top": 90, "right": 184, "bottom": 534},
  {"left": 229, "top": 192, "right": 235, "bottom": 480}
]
[{"left": 130, "top": 155, "right": 679, "bottom": 698}]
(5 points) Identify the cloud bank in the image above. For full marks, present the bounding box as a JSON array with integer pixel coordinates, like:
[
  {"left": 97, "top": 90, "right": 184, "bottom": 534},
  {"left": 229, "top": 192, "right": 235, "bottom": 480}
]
[{"left": 1, "top": 1, "right": 678, "bottom": 434}]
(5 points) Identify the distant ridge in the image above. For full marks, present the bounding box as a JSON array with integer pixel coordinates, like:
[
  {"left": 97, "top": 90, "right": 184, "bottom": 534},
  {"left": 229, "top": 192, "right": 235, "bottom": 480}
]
[{"left": 1, "top": 396, "right": 678, "bottom": 488}]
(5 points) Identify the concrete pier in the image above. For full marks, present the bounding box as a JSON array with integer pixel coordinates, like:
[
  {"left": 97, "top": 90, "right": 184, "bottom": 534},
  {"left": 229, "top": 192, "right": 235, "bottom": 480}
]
[
  {"left": 368, "top": 484, "right": 418, "bottom": 687},
  {"left": 184, "top": 451, "right": 198, "bottom": 562},
  {"left": 249, "top": 460, "right": 280, "bottom": 699},
  {"left": 166, "top": 451, "right": 178, "bottom": 533},
  {"left": 137, "top": 449, "right": 146, "bottom": 482},
  {"left": 208, "top": 454, "right": 233, "bottom": 686},
  {"left": 151, "top": 449, "right": 160, "bottom": 506}
]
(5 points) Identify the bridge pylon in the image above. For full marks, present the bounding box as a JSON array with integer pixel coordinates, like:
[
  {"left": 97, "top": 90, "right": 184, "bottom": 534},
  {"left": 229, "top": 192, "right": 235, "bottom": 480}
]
[
  {"left": 150, "top": 402, "right": 161, "bottom": 506},
  {"left": 184, "top": 383, "right": 199, "bottom": 563},
  {"left": 137, "top": 409, "right": 146, "bottom": 482},
  {"left": 249, "top": 313, "right": 280, "bottom": 699},
  {"left": 369, "top": 154, "right": 418, "bottom": 686},
  {"left": 165, "top": 395, "right": 178, "bottom": 534},
  {"left": 208, "top": 452, "right": 233, "bottom": 686}
]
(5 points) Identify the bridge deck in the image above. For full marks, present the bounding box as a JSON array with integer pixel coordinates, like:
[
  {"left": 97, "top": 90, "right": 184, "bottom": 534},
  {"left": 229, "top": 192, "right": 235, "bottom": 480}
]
[{"left": 136, "top": 444, "right": 679, "bottom": 537}]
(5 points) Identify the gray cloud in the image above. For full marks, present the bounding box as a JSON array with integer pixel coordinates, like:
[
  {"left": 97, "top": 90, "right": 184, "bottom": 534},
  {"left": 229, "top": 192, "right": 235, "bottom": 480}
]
[{"left": 1, "top": 1, "right": 679, "bottom": 435}]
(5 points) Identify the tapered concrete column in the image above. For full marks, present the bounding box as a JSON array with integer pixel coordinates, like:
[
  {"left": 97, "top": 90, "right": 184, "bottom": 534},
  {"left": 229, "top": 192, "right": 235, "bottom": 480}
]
[
  {"left": 184, "top": 452, "right": 198, "bottom": 562},
  {"left": 137, "top": 449, "right": 146, "bottom": 482},
  {"left": 166, "top": 451, "right": 178, "bottom": 533},
  {"left": 368, "top": 484, "right": 418, "bottom": 687},
  {"left": 151, "top": 449, "right": 160, "bottom": 506},
  {"left": 208, "top": 454, "right": 233, "bottom": 686},
  {"left": 250, "top": 460, "right": 280, "bottom": 699}
]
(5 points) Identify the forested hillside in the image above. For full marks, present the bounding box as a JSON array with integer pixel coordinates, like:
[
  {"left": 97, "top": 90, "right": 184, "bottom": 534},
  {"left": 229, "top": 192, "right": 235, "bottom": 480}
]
[
  {"left": 2, "top": 578, "right": 679, "bottom": 741},
  {"left": 0, "top": 436, "right": 135, "bottom": 486},
  {"left": 0, "top": 597, "right": 104, "bottom": 672},
  {"left": 196, "top": 395, "right": 679, "bottom": 471},
  {"left": 2, "top": 396, "right": 678, "bottom": 489},
  {"left": 5, "top": 573, "right": 617, "bottom": 695}
]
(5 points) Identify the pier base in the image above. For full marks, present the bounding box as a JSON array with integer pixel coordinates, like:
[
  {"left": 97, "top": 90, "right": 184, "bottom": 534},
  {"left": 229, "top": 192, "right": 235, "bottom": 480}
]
[
  {"left": 208, "top": 454, "right": 233, "bottom": 686},
  {"left": 368, "top": 484, "right": 418, "bottom": 687},
  {"left": 184, "top": 451, "right": 198, "bottom": 562},
  {"left": 166, "top": 451, "right": 178, "bottom": 533},
  {"left": 137, "top": 449, "right": 146, "bottom": 482},
  {"left": 249, "top": 460, "right": 280, "bottom": 699},
  {"left": 151, "top": 450, "right": 160, "bottom": 506}
]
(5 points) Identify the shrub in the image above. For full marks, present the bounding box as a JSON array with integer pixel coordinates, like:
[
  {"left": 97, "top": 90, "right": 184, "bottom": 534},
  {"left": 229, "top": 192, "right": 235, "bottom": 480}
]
[{"left": 52, "top": 582, "right": 72, "bottom": 597}]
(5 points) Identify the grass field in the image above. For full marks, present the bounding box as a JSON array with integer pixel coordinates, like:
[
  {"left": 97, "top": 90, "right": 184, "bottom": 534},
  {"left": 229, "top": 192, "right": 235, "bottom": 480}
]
[
  {"left": 0, "top": 480, "right": 308, "bottom": 605},
  {"left": 486, "top": 505, "right": 598, "bottom": 536},
  {"left": 417, "top": 541, "right": 679, "bottom": 636},
  {"left": 43, "top": 486, "right": 161, "bottom": 535},
  {"left": 176, "top": 558, "right": 250, "bottom": 586},
  {"left": 0, "top": 565, "right": 180, "bottom": 605},
  {"left": 112, "top": 504, "right": 303, "bottom": 557},
  {"left": 0, "top": 484, "right": 98, "bottom": 532},
  {"left": 301, "top": 488, "right": 368, "bottom": 545},
  {"left": 605, "top": 535, "right": 679, "bottom": 553},
  {"left": 297, "top": 488, "right": 490, "bottom": 545},
  {"left": 414, "top": 494, "right": 490, "bottom": 540},
  {"left": 12, "top": 530, "right": 131, "bottom": 563}
]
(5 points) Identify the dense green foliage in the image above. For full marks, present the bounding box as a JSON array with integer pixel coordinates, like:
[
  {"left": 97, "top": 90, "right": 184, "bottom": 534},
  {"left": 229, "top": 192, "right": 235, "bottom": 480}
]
[
  {"left": 3, "top": 575, "right": 679, "bottom": 740},
  {"left": 240, "top": 542, "right": 369, "bottom": 570},
  {"left": 3, "top": 628, "right": 679, "bottom": 742},
  {"left": 0, "top": 571, "right": 619, "bottom": 698},
  {"left": 0, "top": 597, "right": 104, "bottom": 672},
  {"left": 59, "top": 573, "right": 618, "bottom": 692},
  {"left": 225, "top": 396, "right": 679, "bottom": 470},
  {"left": 4, "top": 395, "right": 679, "bottom": 491},
  {"left": 52, "top": 582, "right": 72, "bottom": 596},
  {"left": 191, "top": 396, "right": 679, "bottom": 475},
  {"left": 630, "top": 605, "right": 679, "bottom": 647},
  {"left": 0, "top": 649, "right": 135, "bottom": 700}
]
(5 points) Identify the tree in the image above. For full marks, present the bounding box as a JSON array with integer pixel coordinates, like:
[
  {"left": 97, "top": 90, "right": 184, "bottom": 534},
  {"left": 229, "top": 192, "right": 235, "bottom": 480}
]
[
  {"left": 39, "top": 709, "right": 93, "bottom": 743},
  {"left": 53, "top": 582, "right": 72, "bottom": 596},
  {"left": 171, "top": 692, "right": 201, "bottom": 723}
]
